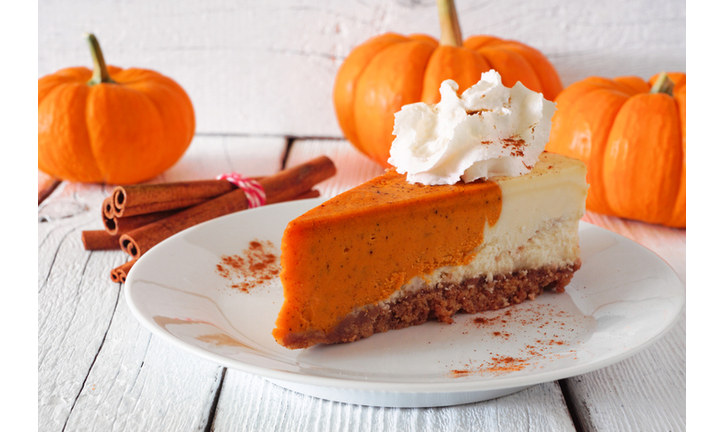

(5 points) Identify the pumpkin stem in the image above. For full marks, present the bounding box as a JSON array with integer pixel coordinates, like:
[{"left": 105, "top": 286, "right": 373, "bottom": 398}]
[
  {"left": 437, "top": 0, "right": 463, "bottom": 47},
  {"left": 85, "top": 33, "right": 116, "bottom": 85},
  {"left": 650, "top": 72, "right": 674, "bottom": 96}
]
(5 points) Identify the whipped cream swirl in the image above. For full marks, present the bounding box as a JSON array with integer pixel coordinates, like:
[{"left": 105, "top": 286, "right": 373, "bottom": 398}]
[{"left": 388, "top": 70, "right": 556, "bottom": 185}]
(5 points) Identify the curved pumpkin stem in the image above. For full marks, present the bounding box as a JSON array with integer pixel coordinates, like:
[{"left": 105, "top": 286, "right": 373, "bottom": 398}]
[
  {"left": 85, "top": 33, "right": 116, "bottom": 85},
  {"left": 650, "top": 72, "right": 674, "bottom": 96},
  {"left": 437, "top": 0, "right": 463, "bottom": 47}
]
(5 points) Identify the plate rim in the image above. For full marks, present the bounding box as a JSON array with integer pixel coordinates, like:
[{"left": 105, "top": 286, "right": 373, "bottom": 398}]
[{"left": 124, "top": 198, "right": 685, "bottom": 394}]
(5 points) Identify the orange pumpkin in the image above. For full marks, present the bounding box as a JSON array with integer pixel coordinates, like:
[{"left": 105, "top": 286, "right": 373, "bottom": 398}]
[
  {"left": 546, "top": 72, "right": 686, "bottom": 228},
  {"left": 333, "top": 0, "right": 563, "bottom": 167},
  {"left": 38, "top": 33, "right": 195, "bottom": 184}
]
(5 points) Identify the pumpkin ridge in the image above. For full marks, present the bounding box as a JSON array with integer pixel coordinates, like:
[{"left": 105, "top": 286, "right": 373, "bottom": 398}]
[
  {"left": 667, "top": 83, "right": 686, "bottom": 227},
  {"left": 334, "top": 33, "right": 410, "bottom": 149},
  {"left": 603, "top": 93, "right": 682, "bottom": 225},
  {"left": 421, "top": 45, "right": 491, "bottom": 104},
  {"left": 53, "top": 67, "right": 93, "bottom": 82},
  {"left": 520, "top": 55, "right": 545, "bottom": 94},
  {"left": 348, "top": 38, "right": 412, "bottom": 149},
  {"left": 463, "top": 35, "right": 503, "bottom": 51},
  {"left": 612, "top": 76, "right": 649, "bottom": 95},
  {"left": 150, "top": 77, "right": 196, "bottom": 146},
  {"left": 478, "top": 45, "right": 541, "bottom": 93},
  {"left": 127, "top": 78, "right": 195, "bottom": 176},
  {"left": 581, "top": 87, "right": 629, "bottom": 214},
  {"left": 111, "top": 67, "right": 165, "bottom": 85},
  {"left": 37, "top": 83, "right": 68, "bottom": 176},
  {"left": 500, "top": 43, "right": 562, "bottom": 99},
  {"left": 39, "top": 82, "right": 102, "bottom": 182},
  {"left": 127, "top": 85, "right": 169, "bottom": 177},
  {"left": 84, "top": 85, "right": 111, "bottom": 183},
  {"left": 352, "top": 38, "right": 436, "bottom": 166},
  {"left": 74, "top": 85, "right": 105, "bottom": 182},
  {"left": 85, "top": 83, "right": 165, "bottom": 184},
  {"left": 38, "top": 79, "right": 70, "bottom": 109},
  {"left": 414, "top": 40, "right": 438, "bottom": 100}
]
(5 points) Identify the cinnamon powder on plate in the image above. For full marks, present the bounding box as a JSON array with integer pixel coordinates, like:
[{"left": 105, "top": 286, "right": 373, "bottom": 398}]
[
  {"left": 448, "top": 302, "right": 580, "bottom": 378},
  {"left": 215, "top": 240, "right": 280, "bottom": 292}
]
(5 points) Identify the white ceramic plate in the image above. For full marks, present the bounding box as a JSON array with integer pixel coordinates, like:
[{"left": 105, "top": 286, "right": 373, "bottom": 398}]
[{"left": 125, "top": 198, "right": 684, "bottom": 408}]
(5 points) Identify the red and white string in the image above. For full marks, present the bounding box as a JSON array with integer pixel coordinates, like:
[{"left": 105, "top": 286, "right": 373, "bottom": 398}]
[{"left": 216, "top": 173, "right": 266, "bottom": 208}]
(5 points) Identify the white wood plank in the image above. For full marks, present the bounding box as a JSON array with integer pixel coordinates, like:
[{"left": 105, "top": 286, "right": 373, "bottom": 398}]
[
  {"left": 38, "top": 0, "right": 685, "bottom": 137},
  {"left": 38, "top": 182, "right": 129, "bottom": 431},
  {"left": 160, "top": 135, "right": 287, "bottom": 182},
  {"left": 62, "top": 291, "right": 225, "bottom": 432},
  {"left": 563, "top": 318, "right": 685, "bottom": 432},
  {"left": 564, "top": 212, "right": 686, "bottom": 432},
  {"left": 38, "top": 136, "right": 287, "bottom": 431},
  {"left": 212, "top": 370, "right": 575, "bottom": 432},
  {"left": 284, "top": 139, "right": 385, "bottom": 197}
]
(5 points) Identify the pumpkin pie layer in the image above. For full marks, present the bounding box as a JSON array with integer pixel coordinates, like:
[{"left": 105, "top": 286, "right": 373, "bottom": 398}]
[{"left": 273, "top": 152, "right": 588, "bottom": 349}]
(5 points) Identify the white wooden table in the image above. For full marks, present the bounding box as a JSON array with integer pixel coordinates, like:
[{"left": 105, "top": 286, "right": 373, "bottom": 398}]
[
  {"left": 38, "top": 1, "right": 686, "bottom": 430},
  {"left": 38, "top": 136, "right": 685, "bottom": 431}
]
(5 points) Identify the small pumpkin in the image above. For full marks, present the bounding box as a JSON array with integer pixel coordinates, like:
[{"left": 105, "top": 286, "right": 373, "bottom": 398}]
[
  {"left": 333, "top": 0, "right": 563, "bottom": 167},
  {"left": 546, "top": 72, "right": 686, "bottom": 228},
  {"left": 38, "top": 33, "right": 195, "bottom": 184}
]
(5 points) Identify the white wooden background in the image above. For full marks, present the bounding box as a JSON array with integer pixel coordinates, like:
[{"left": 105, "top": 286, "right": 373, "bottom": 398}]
[
  {"left": 38, "top": 0, "right": 686, "bottom": 137},
  {"left": 37, "top": 1, "right": 688, "bottom": 431}
]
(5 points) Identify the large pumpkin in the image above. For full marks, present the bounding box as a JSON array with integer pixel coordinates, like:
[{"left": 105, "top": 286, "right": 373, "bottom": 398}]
[
  {"left": 546, "top": 72, "right": 686, "bottom": 228},
  {"left": 38, "top": 33, "right": 195, "bottom": 184},
  {"left": 333, "top": 0, "right": 563, "bottom": 167}
]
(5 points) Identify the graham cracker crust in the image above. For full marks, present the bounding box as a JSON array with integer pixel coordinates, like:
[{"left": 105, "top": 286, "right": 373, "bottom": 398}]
[{"left": 281, "top": 260, "right": 581, "bottom": 349}]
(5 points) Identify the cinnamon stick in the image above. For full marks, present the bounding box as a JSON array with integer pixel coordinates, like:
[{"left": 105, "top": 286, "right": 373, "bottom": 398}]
[
  {"left": 102, "top": 196, "right": 115, "bottom": 219},
  {"left": 112, "top": 179, "right": 237, "bottom": 217},
  {"left": 103, "top": 209, "right": 183, "bottom": 235},
  {"left": 102, "top": 197, "right": 116, "bottom": 234},
  {"left": 119, "top": 156, "right": 335, "bottom": 259},
  {"left": 104, "top": 190, "right": 317, "bottom": 235},
  {"left": 82, "top": 230, "right": 122, "bottom": 250},
  {"left": 110, "top": 259, "right": 136, "bottom": 283},
  {"left": 291, "top": 189, "right": 321, "bottom": 200}
]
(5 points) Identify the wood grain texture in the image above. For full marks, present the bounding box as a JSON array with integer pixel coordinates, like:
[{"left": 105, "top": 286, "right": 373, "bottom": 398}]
[
  {"left": 38, "top": 0, "right": 685, "bottom": 137},
  {"left": 160, "top": 135, "right": 287, "bottom": 182},
  {"left": 38, "top": 187, "right": 128, "bottom": 431},
  {"left": 563, "top": 317, "right": 685, "bottom": 432},
  {"left": 566, "top": 212, "right": 686, "bottom": 432},
  {"left": 212, "top": 370, "right": 576, "bottom": 432},
  {"left": 38, "top": 136, "right": 286, "bottom": 431},
  {"left": 284, "top": 139, "right": 385, "bottom": 196},
  {"left": 62, "top": 294, "right": 225, "bottom": 432}
]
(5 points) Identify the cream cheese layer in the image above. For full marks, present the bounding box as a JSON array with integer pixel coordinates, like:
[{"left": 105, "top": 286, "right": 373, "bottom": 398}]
[{"left": 389, "top": 152, "right": 588, "bottom": 301}]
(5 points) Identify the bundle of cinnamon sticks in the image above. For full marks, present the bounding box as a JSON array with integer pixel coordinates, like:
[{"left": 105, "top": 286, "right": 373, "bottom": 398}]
[{"left": 81, "top": 156, "right": 336, "bottom": 283}]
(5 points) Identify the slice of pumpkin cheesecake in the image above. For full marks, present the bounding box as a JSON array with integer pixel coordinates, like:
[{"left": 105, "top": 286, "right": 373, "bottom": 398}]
[{"left": 273, "top": 152, "right": 587, "bottom": 349}]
